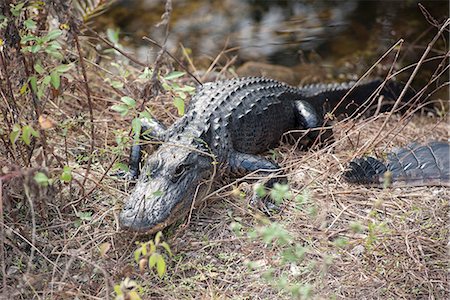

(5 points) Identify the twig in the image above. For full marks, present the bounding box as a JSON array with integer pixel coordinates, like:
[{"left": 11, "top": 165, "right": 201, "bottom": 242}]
[
  {"left": 0, "top": 179, "right": 6, "bottom": 297},
  {"left": 143, "top": 37, "right": 202, "bottom": 85},
  {"left": 140, "top": 0, "right": 173, "bottom": 110},
  {"left": 0, "top": 49, "right": 18, "bottom": 120},
  {"left": 369, "top": 18, "right": 450, "bottom": 148},
  {"left": 74, "top": 32, "right": 96, "bottom": 189},
  {"left": 81, "top": 25, "right": 147, "bottom": 67},
  {"left": 23, "top": 184, "right": 36, "bottom": 275}
]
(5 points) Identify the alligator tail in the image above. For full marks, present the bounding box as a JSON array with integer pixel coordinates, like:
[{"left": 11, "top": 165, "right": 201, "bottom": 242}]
[
  {"left": 344, "top": 142, "right": 450, "bottom": 187},
  {"left": 301, "top": 79, "right": 415, "bottom": 118},
  {"left": 343, "top": 156, "right": 388, "bottom": 184}
]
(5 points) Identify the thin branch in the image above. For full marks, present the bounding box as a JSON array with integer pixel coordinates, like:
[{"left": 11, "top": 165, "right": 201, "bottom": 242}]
[
  {"left": 74, "top": 32, "right": 96, "bottom": 189},
  {"left": 81, "top": 24, "right": 147, "bottom": 67},
  {"left": 0, "top": 179, "right": 6, "bottom": 297},
  {"left": 368, "top": 18, "right": 450, "bottom": 148},
  {"left": 143, "top": 37, "right": 202, "bottom": 85}
]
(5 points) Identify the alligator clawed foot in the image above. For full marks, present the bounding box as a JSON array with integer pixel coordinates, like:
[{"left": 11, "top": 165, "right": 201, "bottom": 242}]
[{"left": 111, "top": 169, "right": 139, "bottom": 182}]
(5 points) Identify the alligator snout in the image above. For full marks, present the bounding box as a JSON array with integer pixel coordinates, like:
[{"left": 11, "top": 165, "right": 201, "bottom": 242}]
[
  {"left": 119, "top": 176, "right": 187, "bottom": 233},
  {"left": 120, "top": 199, "right": 154, "bottom": 232}
]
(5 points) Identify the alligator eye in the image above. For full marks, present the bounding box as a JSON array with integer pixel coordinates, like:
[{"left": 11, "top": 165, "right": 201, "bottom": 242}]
[{"left": 173, "top": 164, "right": 188, "bottom": 181}]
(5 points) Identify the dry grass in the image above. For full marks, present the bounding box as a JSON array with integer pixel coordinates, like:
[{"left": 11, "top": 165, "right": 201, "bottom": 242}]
[{"left": 2, "top": 81, "right": 448, "bottom": 299}]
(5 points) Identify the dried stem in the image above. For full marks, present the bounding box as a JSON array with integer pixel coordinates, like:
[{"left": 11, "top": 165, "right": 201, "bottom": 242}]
[
  {"left": 74, "top": 32, "right": 96, "bottom": 189},
  {"left": 368, "top": 18, "right": 450, "bottom": 147}
]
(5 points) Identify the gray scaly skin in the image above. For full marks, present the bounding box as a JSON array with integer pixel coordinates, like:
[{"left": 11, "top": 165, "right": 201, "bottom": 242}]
[
  {"left": 119, "top": 77, "right": 408, "bottom": 233},
  {"left": 344, "top": 141, "right": 450, "bottom": 186}
]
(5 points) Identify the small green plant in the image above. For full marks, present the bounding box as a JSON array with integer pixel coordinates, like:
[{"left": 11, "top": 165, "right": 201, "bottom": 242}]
[
  {"left": 162, "top": 71, "right": 196, "bottom": 116},
  {"left": 10, "top": 123, "right": 40, "bottom": 147},
  {"left": 365, "top": 220, "right": 389, "bottom": 251},
  {"left": 241, "top": 184, "right": 316, "bottom": 299},
  {"left": 114, "top": 277, "right": 143, "bottom": 300},
  {"left": 74, "top": 211, "right": 93, "bottom": 227},
  {"left": 60, "top": 166, "right": 73, "bottom": 183},
  {"left": 134, "top": 231, "right": 173, "bottom": 278},
  {"left": 111, "top": 96, "right": 137, "bottom": 117},
  {"left": 21, "top": 28, "right": 64, "bottom": 58},
  {"left": 270, "top": 183, "right": 291, "bottom": 205},
  {"left": 34, "top": 172, "right": 51, "bottom": 187}
]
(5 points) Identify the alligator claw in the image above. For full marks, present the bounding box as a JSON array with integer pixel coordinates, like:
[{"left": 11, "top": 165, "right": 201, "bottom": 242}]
[{"left": 111, "top": 169, "right": 139, "bottom": 182}]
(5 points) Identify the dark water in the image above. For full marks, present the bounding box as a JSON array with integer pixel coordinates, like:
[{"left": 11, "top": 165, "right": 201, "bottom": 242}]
[{"left": 95, "top": 0, "right": 449, "bottom": 85}]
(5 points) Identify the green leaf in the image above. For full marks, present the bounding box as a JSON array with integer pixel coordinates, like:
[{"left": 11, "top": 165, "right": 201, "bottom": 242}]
[
  {"left": 110, "top": 80, "right": 124, "bottom": 89},
  {"left": 19, "top": 82, "right": 28, "bottom": 95},
  {"left": 43, "top": 75, "right": 51, "bottom": 85},
  {"left": 34, "top": 63, "right": 45, "bottom": 75},
  {"left": 269, "top": 183, "right": 291, "bottom": 205},
  {"left": 24, "top": 19, "right": 37, "bottom": 30},
  {"left": 148, "top": 241, "right": 156, "bottom": 254},
  {"left": 120, "top": 96, "right": 136, "bottom": 108},
  {"left": 30, "top": 44, "right": 41, "bottom": 53},
  {"left": 9, "top": 124, "right": 21, "bottom": 145},
  {"left": 47, "top": 41, "right": 62, "bottom": 50},
  {"left": 46, "top": 49, "right": 63, "bottom": 60},
  {"left": 45, "top": 29, "right": 62, "bottom": 41},
  {"left": 10, "top": 2, "right": 25, "bottom": 17},
  {"left": 106, "top": 28, "right": 120, "bottom": 44},
  {"left": 134, "top": 248, "right": 142, "bottom": 264},
  {"left": 128, "top": 291, "right": 141, "bottom": 300},
  {"left": 37, "top": 85, "right": 45, "bottom": 100},
  {"left": 54, "top": 63, "right": 73, "bottom": 73},
  {"left": 50, "top": 71, "right": 60, "bottom": 89},
  {"left": 113, "top": 162, "right": 129, "bottom": 172},
  {"left": 254, "top": 184, "right": 266, "bottom": 198},
  {"left": 149, "top": 253, "right": 158, "bottom": 268},
  {"left": 77, "top": 211, "right": 92, "bottom": 221},
  {"left": 162, "top": 82, "right": 171, "bottom": 91},
  {"left": 34, "top": 172, "right": 49, "bottom": 186},
  {"left": 138, "top": 67, "right": 152, "bottom": 79},
  {"left": 156, "top": 255, "right": 166, "bottom": 278},
  {"left": 173, "top": 97, "right": 185, "bottom": 116},
  {"left": 113, "top": 284, "right": 123, "bottom": 296},
  {"left": 139, "top": 111, "right": 152, "bottom": 121},
  {"left": 155, "top": 231, "right": 162, "bottom": 245},
  {"left": 163, "top": 71, "right": 185, "bottom": 80},
  {"left": 132, "top": 118, "right": 141, "bottom": 140},
  {"left": 151, "top": 190, "right": 164, "bottom": 197},
  {"left": 22, "top": 125, "right": 38, "bottom": 145},
  {"left": 178, "top": 85, "right": 196, "bottom": 93},
  {"left": 60, "top": 166, "right": 72, "bottom": 182},
  {"left": 111, "top": 104, "right": 129, "bottom": 116},
  {"left": 141, "top": 243, "right": 147, "bottom": 256},
  {"left": 21, "top": 35, "right": 37, "bottom": 43},
  {"left": 160, "top": 242, "right": 173, "bottom": 257},
  {"left": 29, "top": 76, "right": 37, "bottom": 93},
  {"left": 177, "top": 91, "right": 187, "bottom": 99}
]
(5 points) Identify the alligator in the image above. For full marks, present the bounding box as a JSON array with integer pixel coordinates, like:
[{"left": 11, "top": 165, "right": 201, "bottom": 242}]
[
  {"left": 119, "top": 77, "right": 413, "bottom": 233},
  {"left": 344, "top": 141, "right": 450, "bottom": 187}
]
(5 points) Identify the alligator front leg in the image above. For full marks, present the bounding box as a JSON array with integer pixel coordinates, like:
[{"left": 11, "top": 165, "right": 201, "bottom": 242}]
[
  {"left": 294, "top": 100, "right": 334, "bottom": 147},
  {"left": 129, "top": 117, "right": 167, "bottom": 179},
  {"left": 228, "top": 151, "right": 285, "bottom": 211}
]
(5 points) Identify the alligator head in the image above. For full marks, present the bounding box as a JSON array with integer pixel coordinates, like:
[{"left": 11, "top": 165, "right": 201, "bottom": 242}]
[{"left": 119, "top": 144, "right": 214, "bottom": 233}]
